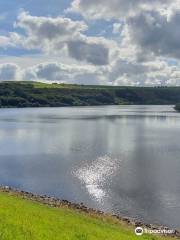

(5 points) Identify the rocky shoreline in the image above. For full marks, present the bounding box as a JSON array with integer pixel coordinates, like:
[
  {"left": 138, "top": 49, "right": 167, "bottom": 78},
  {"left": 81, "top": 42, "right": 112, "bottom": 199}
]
[{"left": 0, "top": 185, "right": 179, "bottom": 238}]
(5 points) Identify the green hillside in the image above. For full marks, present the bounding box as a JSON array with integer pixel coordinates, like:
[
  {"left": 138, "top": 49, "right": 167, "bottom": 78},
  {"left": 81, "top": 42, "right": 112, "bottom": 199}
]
[
  {"left": 0, "top": 81, "right": 180, "bottom": 108},
  {"left": 0, "top": 190, "right": 176, "bottom": 240}
]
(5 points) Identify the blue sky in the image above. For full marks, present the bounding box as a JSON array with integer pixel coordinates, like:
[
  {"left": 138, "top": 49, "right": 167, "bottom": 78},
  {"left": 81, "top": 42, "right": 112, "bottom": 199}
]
[
  {"left": 0, "top": 0, "right": 180, "bottom": 86},
  {"left": 0, "top": 0, "right": 72, "bottom": 40},
  {"left": 0, "top": 0, "right": 114, "bottom": 56},
  {"left": 0, "top": 0, "right": 71, "bottom": 17}
]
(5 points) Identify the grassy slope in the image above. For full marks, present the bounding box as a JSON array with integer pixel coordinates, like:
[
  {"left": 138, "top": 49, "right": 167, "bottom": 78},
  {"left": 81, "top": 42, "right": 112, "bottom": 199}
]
[
  {"left": 1, "top": 81, "right": 180, "bottom": 108},
  {"left": 0, "top": 192, "right": 175, "bottom": 240}
]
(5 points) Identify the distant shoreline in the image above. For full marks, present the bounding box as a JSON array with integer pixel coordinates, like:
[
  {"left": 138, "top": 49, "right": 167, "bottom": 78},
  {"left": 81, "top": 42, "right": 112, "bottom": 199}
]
[
  {"left": 0, "top": 185, "right": 179, "bottom": 238},
  {"left": 0, "top": 81, "right": 180, "bottom": 108},
  {"left": 0, "top": 103, "right": 176, "bottom": 109}
]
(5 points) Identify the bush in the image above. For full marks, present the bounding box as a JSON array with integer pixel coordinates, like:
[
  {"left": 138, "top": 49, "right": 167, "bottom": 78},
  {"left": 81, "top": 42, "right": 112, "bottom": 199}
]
[{"left": 175, "top": 103, "right": 180, "bottom": 112}]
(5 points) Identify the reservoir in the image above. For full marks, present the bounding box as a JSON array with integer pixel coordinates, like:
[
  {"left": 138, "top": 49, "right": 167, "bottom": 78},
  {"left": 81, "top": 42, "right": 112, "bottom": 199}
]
[{"left": 0, "top": 105, "right": 179, "bottom": 228}]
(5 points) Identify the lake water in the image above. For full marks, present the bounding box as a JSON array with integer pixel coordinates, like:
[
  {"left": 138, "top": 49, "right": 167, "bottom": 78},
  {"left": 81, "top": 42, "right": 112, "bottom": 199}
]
[{"left": 0, "top": 105, "right": 180, "bottom": 228}]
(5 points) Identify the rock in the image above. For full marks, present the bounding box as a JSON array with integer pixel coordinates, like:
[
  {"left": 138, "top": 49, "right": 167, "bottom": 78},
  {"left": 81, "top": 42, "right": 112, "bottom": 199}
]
[{"left": 135, "top": 221, "right": 143, "bottom": 227}]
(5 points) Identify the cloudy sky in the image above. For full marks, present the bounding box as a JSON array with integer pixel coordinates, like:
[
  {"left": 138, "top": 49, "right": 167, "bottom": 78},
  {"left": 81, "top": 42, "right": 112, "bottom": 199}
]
[{"left": 1, "top": 0, "right": 180, "bottom": 85}]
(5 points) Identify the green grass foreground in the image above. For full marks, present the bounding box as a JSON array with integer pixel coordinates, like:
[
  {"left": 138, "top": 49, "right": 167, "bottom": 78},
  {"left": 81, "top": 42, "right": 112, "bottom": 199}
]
[{"left": 0, "top": 192, "right": 176, "bottom": 240}]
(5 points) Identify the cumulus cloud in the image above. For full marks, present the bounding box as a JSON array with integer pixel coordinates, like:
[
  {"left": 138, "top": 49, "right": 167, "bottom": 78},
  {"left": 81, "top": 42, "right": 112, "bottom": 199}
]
[
  {"left": 15, "top": 11, "right": 87, "bottom": 49},
  {"left": 109, "top": 59, "right": 147, "bottom": 83},
  {"left": 10, "top": 11, "right": 110, "bottom": 65},
  {"left": 126, "top": 9, "right": 180, "bottom": 60},
  {"left": 68, "top": 0, "right": 171, "bottom": 20},
  {"left": 1, "top": 2, "right": 180, "bottom": 86},
  {"left": 1, "top": 59, "right": 180, "bottom": 86},
  {"left": 0, "top": 36, "right": 12, "bottom": 48},
  {"left": 0, "top": 63, "right": 20, "bottom": 81},
  {"left": 0, "top": 62, "right": 106, "bottom": 84},
  {"left": 67, "top": 36, "right": 109, "bottom": 65},
  {"left": 31, "top": 60, "right": 180, "bottom": 86},
  {"left": 113, "top": 23, "right": 123, "bottom": 34},
  {"left": 107, "top": 57, "right": 180, "bottom": 86},
  {"left": 23, "top": 62, "right": 107, "bottom": 85}
]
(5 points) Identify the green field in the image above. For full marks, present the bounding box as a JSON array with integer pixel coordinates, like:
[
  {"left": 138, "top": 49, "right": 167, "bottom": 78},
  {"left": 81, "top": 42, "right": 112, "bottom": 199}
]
[
  {"left": 0, "top": 191, "right": 176, "bottom": 240},
  {"left": 1, "top": 81, "right": 180, "bottom": 108}
]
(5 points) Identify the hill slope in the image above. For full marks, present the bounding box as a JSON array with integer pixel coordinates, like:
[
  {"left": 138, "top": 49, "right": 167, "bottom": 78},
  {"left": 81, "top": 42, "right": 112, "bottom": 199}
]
[
  {"left": 0, "top": 190, "right": 176, "bottom": 240},
  {"left": 0, "top": 81, "right": 180, "bottom": 107}
]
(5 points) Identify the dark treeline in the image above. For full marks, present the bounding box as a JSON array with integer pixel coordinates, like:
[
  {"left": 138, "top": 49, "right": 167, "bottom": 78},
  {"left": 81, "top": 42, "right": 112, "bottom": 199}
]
[
  {"left": 175, "top": 103, "right": 180, "bottom": 111},
  {"left": 1, "top": 81, "right": 180, "bottom": 108}
]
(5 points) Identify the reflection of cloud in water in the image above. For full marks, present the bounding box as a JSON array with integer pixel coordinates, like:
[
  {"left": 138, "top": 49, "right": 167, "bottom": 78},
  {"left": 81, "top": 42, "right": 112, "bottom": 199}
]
[{"left": 74, "top": 155, "right": 120, "bottom": 202}]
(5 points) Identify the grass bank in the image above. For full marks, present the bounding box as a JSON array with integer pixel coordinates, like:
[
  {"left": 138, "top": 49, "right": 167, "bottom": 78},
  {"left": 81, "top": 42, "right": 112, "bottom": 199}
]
[{"left": 0, "top": 189, "right": 178, "bottom": 240}]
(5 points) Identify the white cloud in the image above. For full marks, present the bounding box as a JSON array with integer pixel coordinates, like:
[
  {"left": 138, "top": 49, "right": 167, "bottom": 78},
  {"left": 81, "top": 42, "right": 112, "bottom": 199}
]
[
  {"left": 1, "top": 3, "right": 180, "bottom": 86},
  {"left": 14, "top": 11, "right": 87, "bottom": 50},
  {"left": 67, "top": 36, "right": 110, "bottom": 65},
  {"left": 0, "top": 62, "right": 105, "bottom": 84},
  {"left": 0, "top": 59, "right": 180, "bottom": 86},
  {"left": 0, "top": 63, "right": 21, "bottom": 81},
  {"left": 9, "top": 11, "right": 111, "bottom": 66},
  {"left": 0, "top": 36, "right": 14, "bottom": 48},
  {"left": 23, "top": 62, "right": 107, "bottom": 85},
  {"left": 126, "top": 9, "right": 180, "bottom": 60},
  {"left": 113, "top": 23, "right": 122, "bottom": 34},
  {"left": 68, "top": 0, "right": 171, "bottom": 20},
  {"left": 106, "top": 57, "right": 180, "bottom": 86}
]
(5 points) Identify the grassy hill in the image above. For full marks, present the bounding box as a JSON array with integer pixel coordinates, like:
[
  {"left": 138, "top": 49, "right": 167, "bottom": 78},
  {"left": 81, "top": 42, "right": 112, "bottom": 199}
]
[
  {"left": 0, "top": 190, "right": 177, "bottom": 240},
  {"left": 0, "top": 81, "right": 180, "bottom": 108}
]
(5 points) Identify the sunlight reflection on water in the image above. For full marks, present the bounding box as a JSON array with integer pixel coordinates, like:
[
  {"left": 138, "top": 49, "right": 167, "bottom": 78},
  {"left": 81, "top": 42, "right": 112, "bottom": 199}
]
[
  {"left": 0, "top": 105, "right": 180, "bottom": 228},
  {"left": 74, "top": 155, "right": 121, "bottom": 202}
]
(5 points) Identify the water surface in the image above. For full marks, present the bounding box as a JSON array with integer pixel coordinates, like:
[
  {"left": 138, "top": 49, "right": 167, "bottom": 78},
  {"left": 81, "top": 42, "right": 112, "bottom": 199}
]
[{"left": 0, "top": 105, "right": 180, "bottom": 228}]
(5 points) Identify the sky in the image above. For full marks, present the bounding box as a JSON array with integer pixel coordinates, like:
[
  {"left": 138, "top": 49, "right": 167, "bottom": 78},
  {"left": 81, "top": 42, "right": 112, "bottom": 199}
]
[{"left": 1, "top": 0, "right": 180, "bottom": 85}]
